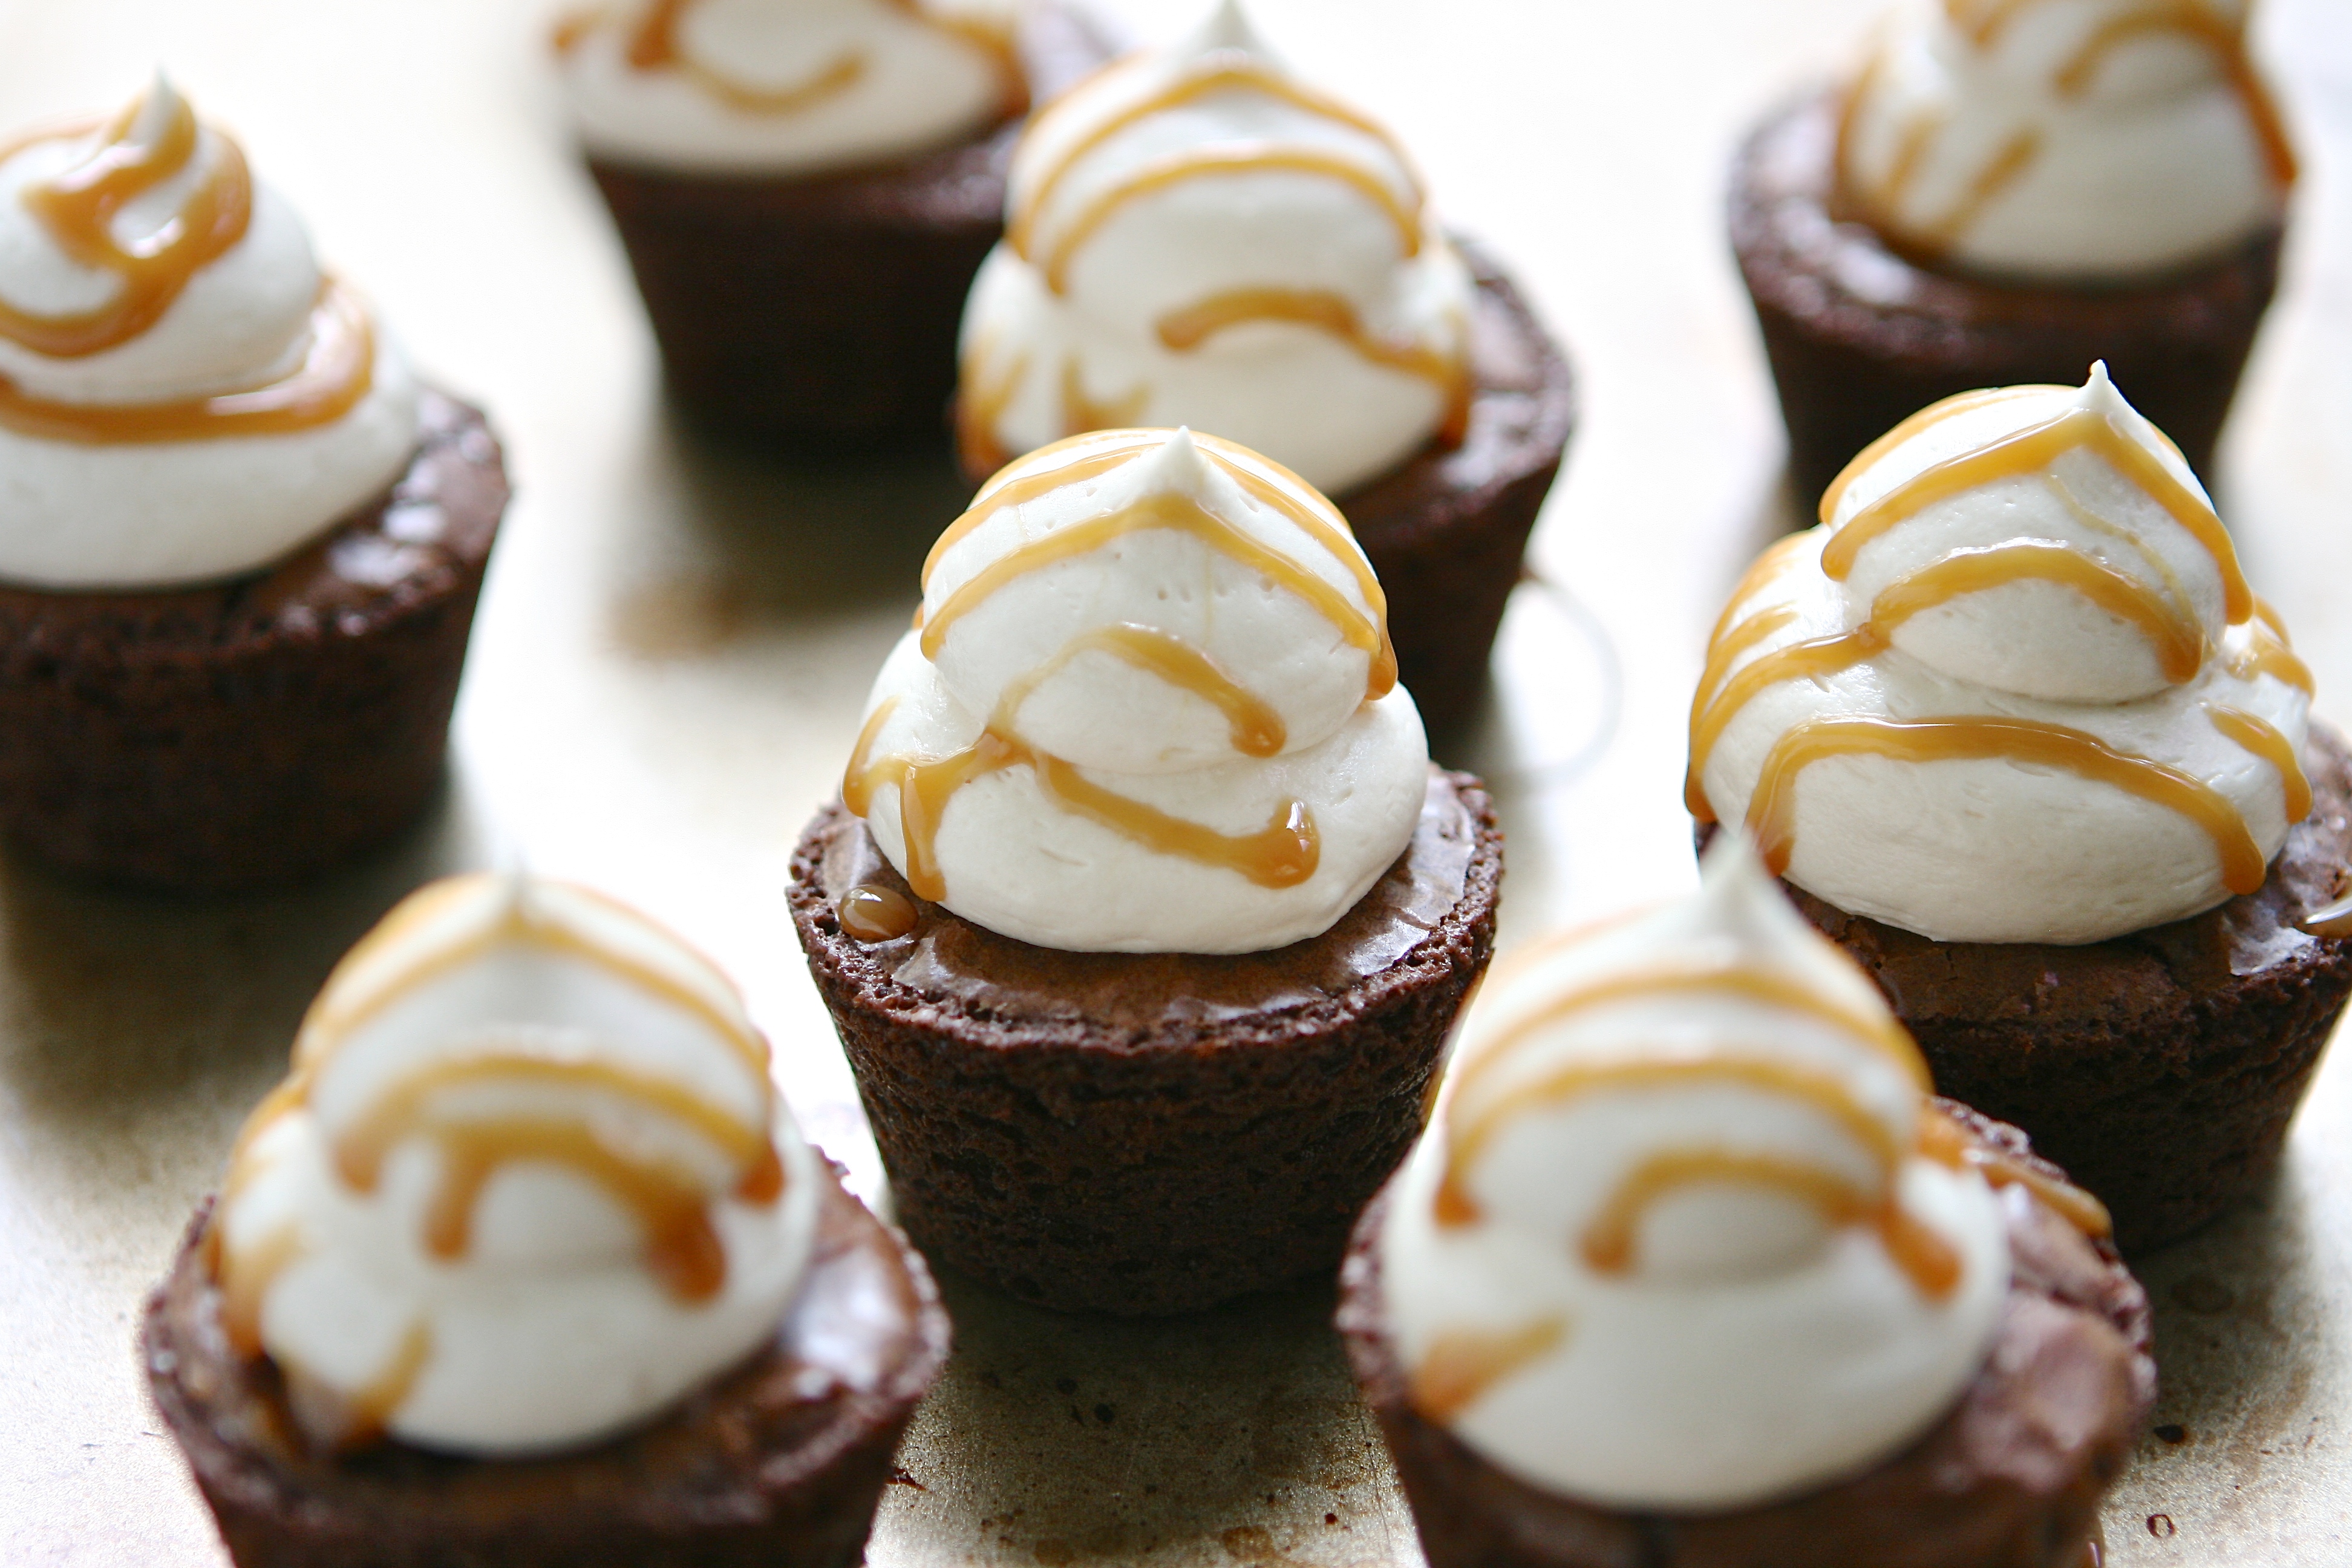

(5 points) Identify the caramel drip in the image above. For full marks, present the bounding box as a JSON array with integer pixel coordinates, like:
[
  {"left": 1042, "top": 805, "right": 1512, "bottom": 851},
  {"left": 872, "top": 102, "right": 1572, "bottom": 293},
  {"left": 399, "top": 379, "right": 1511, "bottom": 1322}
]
[
  {"left": 2206, "top": 705, "right": 2311, "bottom": 823},
  {"left": 298, "top": 884, "right": 769, "bottom": 1084},
  {"left": 1436, "top": 1057, "right": 1904, "bottom": 1229},
  {"left": 877, "top": 0, "right": 1026, "bottom": 117},
  {"left": 0, "top": 278, "right": 375, "bottom": 445},
  {"left": 1406, "top": 1316, "right": 1570, "bottom": 1424},
  {"left": 1009, "top": 57, "right": 1406, "bottom": 263},
  {"left": 1821, "top": 404, "right": 2252, "bottom": 624},
  {"left": 622, "top": 0, "right": 869, "bottom": 116},
  {"left": 2054, "top": 3, "right": 2296, "bottom": 188},
  {"left": 1155, "top": 287, "right": 1470, "bottom": 444},
  {"left": 1002, "top": 621, "right": 1287, "bottom": 756},
  {"left": 927, "top": 430, "right": 1394, "bottom": 698},
  {"left": 919, "top": 488, "right": 1387, "bottom": 686},
  {"left": 1918, "top": 1106, "right": 2113, "bottom": 1238},
  {"left": 339, "top": 1319, "right": 435, "bottom": 1444},
  {"left": 1816, "top": 386, "right": 2044, "bottom": 524},
  {"left": 2229, "top": 603, "right": 2313, "bottom": 694},
  {"left": 838, "top": 883, "right": 919, "bottom": 941},
  {"left": 1033, "top": 146, "right": 1423, "bottom": 295},
  {"left": 840, "top": 696, "right": 901, "bottom": 817},
  {"left": 0, "top": 93, "right": 251, "bottom": 359},
  {"left": 1580, "top": 1149, "right": 1961, "bottom": 1300},
  {"left": 1869, "top": 541, "right": 2204, "bottom": 683},
  {"left": 220, "top": 1223, "right": 305, "bottom": 1359},
  {"left": 955, "top": 340, "right": 1030, "bottom": 479},
  {"left": 2047, "top": 471, "right": 2195, "bottom": 616},
  {"left": 1685, "top": 629, "right": 1886, "bottom": 821},
  {"left": 1691, "top": 606, "right": 1798, "bottom": 716},
  {"left": 1747, "top": 716, "right": 2267, "bottom": 892},
  {"left": 1059, "top": 354, "right": 1149, "bottom": 434}
]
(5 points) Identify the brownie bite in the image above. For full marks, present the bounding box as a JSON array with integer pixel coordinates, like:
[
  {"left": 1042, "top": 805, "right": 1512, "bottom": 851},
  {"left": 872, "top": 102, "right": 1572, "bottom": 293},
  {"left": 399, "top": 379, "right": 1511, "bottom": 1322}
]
[
  {"left": 145, "top": 873, "right": 948, "bottom": 1567},
  {"left": 1731, "top": 1, "right": 2295, "bottom": 505},
  {"left": 1345, "top": 837, "right": 2152, "bottom": 1568},
  {"left": 794, "top": 426, "right": 1500, "bottom": 1313},
  {"left": 954, "top": 1, "right": 1571, "bottom": 728},
  {"left": 564, "top": 0, "right": 1121, "bottom": 446}
]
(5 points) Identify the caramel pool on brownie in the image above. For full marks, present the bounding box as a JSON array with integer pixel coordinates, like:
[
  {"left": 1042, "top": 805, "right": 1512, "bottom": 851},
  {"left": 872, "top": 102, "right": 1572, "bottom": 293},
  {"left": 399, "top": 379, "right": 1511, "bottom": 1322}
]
[
  {"left": 955, "top": 0, "right": 1573, "bottom": 726},
  {"left": 145, "top": 874, "right": 948, "bottom": 1568},
  {"left": 791, "top": 426, "right": 1500, "bottom": 1315},
  {"left": 1342, "top": 837, "right": 2152, "bottom": 1568},
  {"left": 1731, "top": 0, "right": 2293, "bottom": 503},
  {"left": 0, "top": 80, "right": 507, "bottom": 890},
  {"left": 1687, "top": 367, "right": 2348, "bottom": 1250},
  {"left": 558, "top": 0, "right": 1120, "bottom": 446}
]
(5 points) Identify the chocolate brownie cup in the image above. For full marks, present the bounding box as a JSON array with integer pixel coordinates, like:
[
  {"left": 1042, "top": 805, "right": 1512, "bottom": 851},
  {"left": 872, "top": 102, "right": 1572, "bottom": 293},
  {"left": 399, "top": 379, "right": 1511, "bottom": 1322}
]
[
  {"left": 572, "top": 1, "right": 1120, "bottom": 448},
  {"left": 146, "top": 1166, "right": 949, "bottom": 1568},
  {"left": 1733, "top": 91, "right": 2282, "bottom": 506},
  {"left": 789, "top": 768, "right": 1501, "bottom": 1316},
  {"left": 1341, "top": 1098, "right": 2153, "bottom": 1568},
  {"left": 1708, "top": 720, "right": 2352, "bottom": 1253},
  {"left": 0, "top": 388, "right": 504, "bottom": 892}
]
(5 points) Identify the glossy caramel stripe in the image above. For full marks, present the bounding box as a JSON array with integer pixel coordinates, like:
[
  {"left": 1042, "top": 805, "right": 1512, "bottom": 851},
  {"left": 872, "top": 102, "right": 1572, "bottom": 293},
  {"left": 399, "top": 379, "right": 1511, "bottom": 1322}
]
[
  {"left": 1036, "top": 145, "right": 1422, "bottom": 295},
  {"left": 1155, "top": 286, "right": 1469, "bottom": 442},
  {"left": 1011, "top": 59, "right": 1405, "bottom": 258},
  {"left": 1918, "top": 1105, "right": 2112, "bottom": 1238},
  {"left": 1817, "top": 385, "right": 2045, "bottom": 524},
  {"left": 1408, "top": 1316, "right": 1570, "bottom": 1423},
  {"left": 1746, "top": 715, "right": 2267, "bottom": 892},
  {"left": 2231, "top": 606, "right": 2314, "bottom": 694},
  {"left": 1821, "top": 405, "right": 2252, "bottom": 624},
  {"left": 2047, "top": 470, "right": 2197, "bottom": 615},
  {"left": 1578, "top": 1148, "right": 1961, "bottom": 1299},
  {"left": 1437, "top": 1057, "right": 1904, "bottom": 1228},
  {"left": 0, "top": 279, "right": 375, "bottom": 445},
  {"left": 625, "top": 0, "right": 869, "bottom": 115},
  {"left": 2054, "top": 3, "right": 2296, "bottom": 186},
  {"left": 0, "top": 95, "right": 249, "bottom": 359},
  {"left": 1000, "top": 622, "right": 1286, "bottom": 756},
  {"left": 1685, "top": 629, "right": 1886, "bottom": 820},
  {"left": 1869, "top": 541, "right": 2203, "bottom": 681},
  {"left": 2206, "top": 705, "right": 2311, "bottom": 823}
]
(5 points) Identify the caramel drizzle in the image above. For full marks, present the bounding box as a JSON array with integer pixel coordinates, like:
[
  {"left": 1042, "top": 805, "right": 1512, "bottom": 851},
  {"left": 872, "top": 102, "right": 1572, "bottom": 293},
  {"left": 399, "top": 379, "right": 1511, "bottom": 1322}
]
[
  {"left": 220, "top": 1221, "right": 305, "bottom": 1358},
  {"left": 1008, "top": 621, "right": 1287, "bottom": 756},
  {"left": 1871, "top": 541, "right": 2204, "bottom": 682},
  {"left": 1846, "top": 0, "right": 2293, "bottom": 256},
  {"left": 1816, "top": 386, "right": 2044, "bottom": 523},
  {"left": 2230, "top": 596, "right": 2313, "bottom": 694},
  {"left": 1686, "top": 627, "right": 1885, "bottom": 822},
  {"left": 1918, "top": 1103, "right": 2112, "bottom": 1238},
  {"left": 2206, "top": 704, "right": 2311, "bottom": 823},
  {"left": 1059, "top": 354, "right": 1149, "bottom": 435},
  {"left": 1155, "top": 287, "right": 1470, "bottom": 444},
  {"left": 1031, "top": 146, "right": 1423, "bottom": 296},
  {"left": 1747, "top": 716, "right": 2267, "bottom": 892},
  {"left": 0, "top": 91, "right": 250, "bottom": 359},
  {"left": 1820, "top": 403, "right": 2251, "bottom": 623},
  {"left": 558, "top": 0, "right": 1021, "bottom": 120},
  {"left": 1579, "top": 1149, "right": 1961, "bottom": 1301},
  {"left": 1407, "top": 1316, "right": 1570, "bottom": 1423},
  {"left": 1009, "top": 55, "right": 1406, "bottom": 261},
  {"left": 955, "top": 336, "right": 1030, "bottom": 479},
  {"left": 0, "top": 278, "right": 376, "bottom": 445},
  {"left": 339, "top": 1319, "right": 435, "bottom": 1445}
]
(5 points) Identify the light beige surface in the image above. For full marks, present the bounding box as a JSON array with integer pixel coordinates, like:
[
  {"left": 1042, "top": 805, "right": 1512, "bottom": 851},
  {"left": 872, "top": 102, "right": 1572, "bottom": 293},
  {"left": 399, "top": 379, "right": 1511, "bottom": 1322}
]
[{"left": 0, "top": 0, "right": 2347, "bottom": 1563}]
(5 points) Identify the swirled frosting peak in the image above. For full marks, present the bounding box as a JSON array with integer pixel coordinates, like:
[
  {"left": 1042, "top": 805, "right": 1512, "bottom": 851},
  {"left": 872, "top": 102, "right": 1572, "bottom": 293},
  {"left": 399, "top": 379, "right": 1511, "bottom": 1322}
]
[
  {"left": 957, "top": 0, "right": 1474, "bottom": 494},
  {"left": 1380, "top": 831, "right": 2011, "bottom": 1508},
  {"left": 214, "top": 872, "right": 820, "bottom": 1455},
  {"left": 0, "top": 75, "right": 419, "bottom": 588},
  {"left": 554, "top": 0, "right": 1022, "bottom": 174},
  {"left": 845, "top": 426, "right": 1429, "bottom": 953},
  {"left": 1691, "top": 366, "right": 2314, "bottom": 944},
  {"left": 1837, "top": 0, "right": 2294, "bottom": 279}
]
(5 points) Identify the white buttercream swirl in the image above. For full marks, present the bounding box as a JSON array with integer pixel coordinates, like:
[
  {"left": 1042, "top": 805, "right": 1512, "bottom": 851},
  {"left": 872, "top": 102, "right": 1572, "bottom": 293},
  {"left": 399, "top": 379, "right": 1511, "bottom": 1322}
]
[
  {"left": 1693, "top": 366, "right": 2313, "bottom": 944},
  {"left": 1381, "top": 832, "right": 2009, "bottom": 1509},
  {"left": 555, "top": 0, "right": 1019, "bottom": 174},
  {"left": 848, "top": 426, "right": 1429, "bottom": 953},
  {"left": 216, "top": 873, "right": 820, "bottom": 1456},
  {"left": 1838, "top": 0, "right": 2292, "bottom": 279},
  {"left": 958, "top": 0, "right": 1474, "bottom": 495},
  {"left": 0, "top": 77, "right": 419, "bottom": 589}
]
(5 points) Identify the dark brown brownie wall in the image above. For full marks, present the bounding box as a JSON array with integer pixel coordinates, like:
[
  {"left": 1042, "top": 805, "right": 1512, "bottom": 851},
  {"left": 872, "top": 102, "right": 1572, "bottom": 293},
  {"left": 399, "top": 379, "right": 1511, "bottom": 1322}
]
[
  {"left": 1700, "top": 723, "right": 2352, "bottom": 1253},
  {"left": 1338, "top": 243, "right": 1576, "bottom": 734},
  {"left": 145, "top": 1165, "right": 949, "bottom": 1568},
  {"left": 0, "top": 389, "right": 505, "bottom": 893},
  {"left": 788, "top": 770, "right": 1502, "bottom": 1316},
  {"left": 1732, "top": 91, "right": 2281, "bottom": 508},
  {"left": 590, "top": 2, "right": 1121, "bottom": 448},
  {"left": 1341, "top": 1100, "right": 2155, "bottom": 1568}
]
